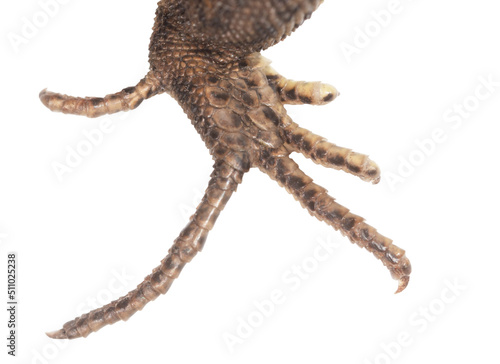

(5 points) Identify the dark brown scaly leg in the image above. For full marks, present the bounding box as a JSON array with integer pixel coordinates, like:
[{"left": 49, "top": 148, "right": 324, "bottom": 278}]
[
  {"left": 47, "top": 160, "right": 243, "bottom": 339},
  {"left": 283, "top": 121, "right": 381, "bottom": 183},
  {"left": 264, "top": 65, "right": 339, "bottom": 105},
  {"left": 259, "top": 154, "right": 411, "bottom": 293},
  {"left": 39, "top": 71, "right": 162, "bottom": 118}
]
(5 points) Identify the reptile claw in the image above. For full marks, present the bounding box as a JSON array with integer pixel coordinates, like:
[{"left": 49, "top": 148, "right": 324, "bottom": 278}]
[
  {"left": 46, "top": 329, "right": 67, "bottom": 340},
  {"left": 395, "top": 276, "right": 410, "bottom": 294}
]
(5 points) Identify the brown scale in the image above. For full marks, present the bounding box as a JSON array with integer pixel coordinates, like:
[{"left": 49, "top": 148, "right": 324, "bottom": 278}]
[{"left": 40, "top": 0, "right": 411, "bottom": 340}]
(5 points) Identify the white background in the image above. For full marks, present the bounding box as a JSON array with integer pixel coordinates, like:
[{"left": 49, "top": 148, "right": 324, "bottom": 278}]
[{"left": 1, "top": 0, "right": 499, "bottom": 363}]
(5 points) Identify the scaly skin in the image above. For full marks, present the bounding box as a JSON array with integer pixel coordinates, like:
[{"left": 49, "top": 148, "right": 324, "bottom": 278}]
[{"left": 40, "top": 0, "right": 411, "bottom": 340}]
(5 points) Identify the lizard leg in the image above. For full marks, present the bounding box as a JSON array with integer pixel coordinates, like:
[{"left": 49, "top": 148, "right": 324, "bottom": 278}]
[
  {"left": 283, "top": 121, "right": 381, "bottom": 184},
  {"left": 264, "top": 65, "right": 339, "bottom": 105},
  {"left": 46, "top": 160, "right": 243, "bottom": 339},
  {"left": 259, "top": 155, "right": 410, "bottom": 293},
  {"left": 39, "top": 71, "right": 162, "bottom": 118}
]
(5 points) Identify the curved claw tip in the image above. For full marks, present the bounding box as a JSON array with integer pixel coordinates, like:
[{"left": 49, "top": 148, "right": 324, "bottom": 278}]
[
  {"left": 395, "top": 276, "right": 410, "bottom": 294},
  {"left": 320, "top": 84, "right": 340, "bottom": 104},
  {"left": 46, "top": 329, "right": 67, "bottom": 340},
  {"left": 39, "top": 89, "right": 51, "bottom": 108},
  {"left": 366, "top": 162, "right": 381, "bottom": 185}
]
